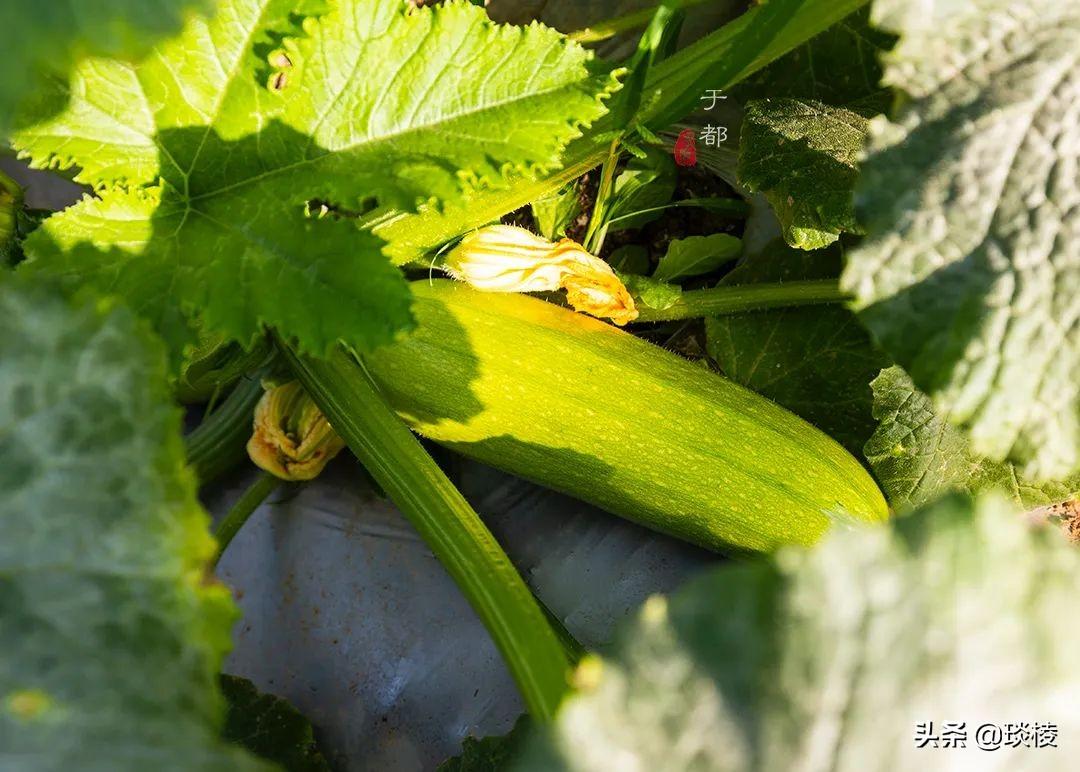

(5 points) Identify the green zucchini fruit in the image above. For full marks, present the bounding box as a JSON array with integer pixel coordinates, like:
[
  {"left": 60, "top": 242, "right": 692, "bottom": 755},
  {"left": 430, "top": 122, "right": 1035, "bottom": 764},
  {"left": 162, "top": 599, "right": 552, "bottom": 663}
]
[{"left": 364, "top": 280, "right": 888, "bottom": 553}]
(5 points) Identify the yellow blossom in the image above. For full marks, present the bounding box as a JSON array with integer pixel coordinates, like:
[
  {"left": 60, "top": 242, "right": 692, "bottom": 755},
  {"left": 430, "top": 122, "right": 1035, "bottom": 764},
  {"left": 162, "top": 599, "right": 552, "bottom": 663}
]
[
  {"left": 443, "top": 225, "right": 638, "bottom": 325},
  {"left": 247, "top": 381, "right": 345, "bottom": 481},
  {"left": 548, "top": 238, "right": 638, "bottom": 326}
]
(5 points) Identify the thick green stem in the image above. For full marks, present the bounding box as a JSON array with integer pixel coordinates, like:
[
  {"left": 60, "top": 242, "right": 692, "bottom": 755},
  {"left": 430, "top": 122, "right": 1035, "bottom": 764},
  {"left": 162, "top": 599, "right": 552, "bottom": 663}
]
[
  {"left": 634, "top": 279, "right": 847, "bottom": 322},
  {"left": 185, "top": 375, "right": 264, "bottom": 486},
  {"left": 212, "top": 471, "right": 280, "bottom": 568},
  {"left": 279, "top": 340, "right": 571, "bottom": 720}
]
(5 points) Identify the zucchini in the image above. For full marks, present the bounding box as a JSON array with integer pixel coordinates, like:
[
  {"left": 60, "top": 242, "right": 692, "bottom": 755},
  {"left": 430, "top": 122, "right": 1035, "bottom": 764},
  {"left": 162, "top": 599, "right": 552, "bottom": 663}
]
[{"left": 364, "top": 280, "right": 888, "bottom": 552}]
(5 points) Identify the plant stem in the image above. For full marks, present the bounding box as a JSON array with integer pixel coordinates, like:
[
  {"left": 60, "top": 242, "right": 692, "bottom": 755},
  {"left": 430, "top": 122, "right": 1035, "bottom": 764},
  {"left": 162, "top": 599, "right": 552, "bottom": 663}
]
[
  {"left": 568, "top": 0, "right": 714, "bottom": 43},
  {"left": 212, "top": 471, "right": 280, "bottom": 568},
  {"left": 583, "top": 137, "right": 622, "bottom": 254},
  {"left": 185, "top": 375, "right": 264, "bottom": 486},
  {"left": 279, "top": 340, "right": 572, "bottom": 720},
  {"left": 634, "top": 279, "right": 848, "bottom": 322},
  {"left": 604, "top": 197, "right": 749, "bottom": 228},
  {"left": 373, "top": 0, "right": 869, "bottom": 257}
]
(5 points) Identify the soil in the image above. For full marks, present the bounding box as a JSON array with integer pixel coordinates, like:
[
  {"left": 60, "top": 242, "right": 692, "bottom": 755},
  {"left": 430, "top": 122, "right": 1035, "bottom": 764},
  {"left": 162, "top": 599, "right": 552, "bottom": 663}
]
[{"left": 501, "top": 155, "right": 744, "bottom": 361}]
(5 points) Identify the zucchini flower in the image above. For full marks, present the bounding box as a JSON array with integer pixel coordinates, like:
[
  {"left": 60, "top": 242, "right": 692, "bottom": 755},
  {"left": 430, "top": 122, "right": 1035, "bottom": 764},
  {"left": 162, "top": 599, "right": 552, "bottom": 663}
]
[
  {"left": 247, "top": 381, "right": 345, "bottom": 481},
  {"left": 444, "top": 225, "right": 637, "bottom": 325}
]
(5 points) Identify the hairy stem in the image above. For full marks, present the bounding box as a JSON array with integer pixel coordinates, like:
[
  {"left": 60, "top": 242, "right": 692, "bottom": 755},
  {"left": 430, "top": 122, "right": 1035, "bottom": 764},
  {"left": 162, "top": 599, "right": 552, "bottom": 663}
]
[
  {"left": 212, "top": 471, "right": 280, "bottom": 569},
  {"left": 185, "top": 375, "right": 264, "bottom": 486},
  {"left": 280, "top": 340, "right": 571, "bottom": 720},
  {"left": 634, "top": 279, "right": 847, "bottom": 322}
]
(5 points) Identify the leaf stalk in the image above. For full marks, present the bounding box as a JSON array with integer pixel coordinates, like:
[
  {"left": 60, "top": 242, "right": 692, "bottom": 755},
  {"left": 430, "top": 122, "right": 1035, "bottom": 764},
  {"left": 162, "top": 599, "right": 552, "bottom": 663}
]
[
  {"left": 634, "top": 279, "right": 847, "bottom": 322},
  {"left": 278, "top": 340, "right": 572, "bottom": 720}
]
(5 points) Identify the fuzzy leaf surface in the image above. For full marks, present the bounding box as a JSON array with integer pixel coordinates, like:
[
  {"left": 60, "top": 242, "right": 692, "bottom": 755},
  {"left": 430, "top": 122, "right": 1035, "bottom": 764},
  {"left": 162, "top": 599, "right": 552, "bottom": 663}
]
[
  {"left": 519, "top": 494, "right": 1080, "bottom": 771},
  {"left": 729, "top": 6, "right": 891, "bottom": 108},
  {"left": 842, "top": 0, "right": 1080, "bottom": 480},
  {"left": 866, "top": 366, "right": 1080, "bottom": 510},
  {"left": 739, "top": 98, "right": 871, "bottom": 250},
  {"left": 0, "top": 282, "right": 267, "bottom": 770},
  {"left": 14, "top": 0, "right": 618, "bottom": 358},
  {"left": 732, "top": 7, "right": 890, "bottom": 250}
]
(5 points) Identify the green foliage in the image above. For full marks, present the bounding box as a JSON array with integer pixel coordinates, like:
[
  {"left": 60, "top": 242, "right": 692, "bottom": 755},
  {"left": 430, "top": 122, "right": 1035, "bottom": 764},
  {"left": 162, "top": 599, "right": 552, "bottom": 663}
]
[
  {"left": 220, "top": 675, "right": 330, "bottom": 772},
  {"left": 519, "top": 494, "right": 1080, "bottom": 771},
  {"left": 652, "top": 233, "right": 740, "bottom": 283},
  {"left": 374, "top": 0, "right": 874, "bottom": 263},
  {"left": 738, "top": 99, "right": 871, "bottom": 250},
  {"left": 0, "top": 171, "right": 19, "bottom": 263},
  {"left": 0, "top": 281, "right": 266, "bottom": 770},
  {"left": 176, "top": 331, "right": 272, "bottom": 404},
  {"left": 607, "top": 244, "right": 650, "bottom": 274},
  {"left": 730, "top": 6, "right": 891, "bottom": 108},
  {"left": 0, "top": 0, "right": 211, "bottom": 131},
  {"left": 604, "top": 147, "right": 677, "bottom": 233},
  {"left": 705, "top": 242, "right": 889, "bottom": 456},
  {"left": 866, "top": 367, "right": 1080, "bottom": 510},
  {"left": 13, "top": 0, "right": 619, "bottom": 360},
  {"left": 641, "top": 0, "right": 871, "bottom": 131},
  {"left": 732, "top": 6, "right": 891, "bottom": 250},
  {"left": 843, "top": 0, "right": 1080, "bottom": 481},
  {"left": 620, "top": 273, "right": 682, "bottom": 312},
  {"left": 438, "top": 716, "right": 530, "bottom": 772},
  {"left": 531, "top": 182, "right": 583, "bottom": 241}
]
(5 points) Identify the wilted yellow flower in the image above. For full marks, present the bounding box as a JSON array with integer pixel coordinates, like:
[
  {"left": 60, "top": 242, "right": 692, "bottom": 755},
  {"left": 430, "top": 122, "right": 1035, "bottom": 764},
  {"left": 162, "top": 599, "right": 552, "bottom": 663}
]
[
  {"left": 548, "top": 238, "right": 638, "bottom": 326},
  {"left": 247, "top": 381, "right": 345, "bottom": 481},
  {"left": 443, "top": 224, "right": 638, "bottom": 325}
]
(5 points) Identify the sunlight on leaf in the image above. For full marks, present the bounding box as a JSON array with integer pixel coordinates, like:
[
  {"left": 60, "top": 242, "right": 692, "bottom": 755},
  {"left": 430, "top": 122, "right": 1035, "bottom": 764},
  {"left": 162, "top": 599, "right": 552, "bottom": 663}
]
[
  {"left": 843, "top": 0, "right": 1080, "bottom": 480},
  {"left": 520, "top": 494, "right": 1080, "bottom": 771},
  {"left": 0, "top": 0, "right": 211, "bottom": 131},
  {"left": 13, "top": 0, "right": 620, "bottom": 360}
]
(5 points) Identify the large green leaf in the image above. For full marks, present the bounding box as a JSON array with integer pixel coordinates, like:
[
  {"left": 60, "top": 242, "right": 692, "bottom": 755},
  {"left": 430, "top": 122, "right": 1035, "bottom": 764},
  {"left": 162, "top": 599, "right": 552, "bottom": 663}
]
[
  {"left": 0, "top": 0, "right": 210, "bottom": 131},
  {"left": 705, "top": 241, "right": 889, "bottom": 456},
  {"left": 374, "top": 0, "right": 872, "bottom": 263},
  {"left": 842, "top": 0, "right": 1080, "bottom": 480},
  {"left": 732, "top": 7, "right": 891, "bottom": 251},
  {"left": 520, "top": 494, "right": 1080, "bottom": 771},
  {"left": 866, "top": 366, "right": 1080, "bottom": 511},
  {"left": 738, "top": 98, "right": 872, "bottom": 250},
  {"left": 729, "top": 6, "right": 891, "bottom": 107},
  {"left": 0, "top": 282, "right": 266, "bottom": 770},
  {"left": 13, "top": 0, "right": 618, "bottom": 358}
]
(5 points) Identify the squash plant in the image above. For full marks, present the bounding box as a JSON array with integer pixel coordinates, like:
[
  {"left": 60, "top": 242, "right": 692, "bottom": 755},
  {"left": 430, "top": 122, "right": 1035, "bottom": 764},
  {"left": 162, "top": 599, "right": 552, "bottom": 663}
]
[{"left": 2, "top": 0, "right": 1078, "bottom": 769}]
